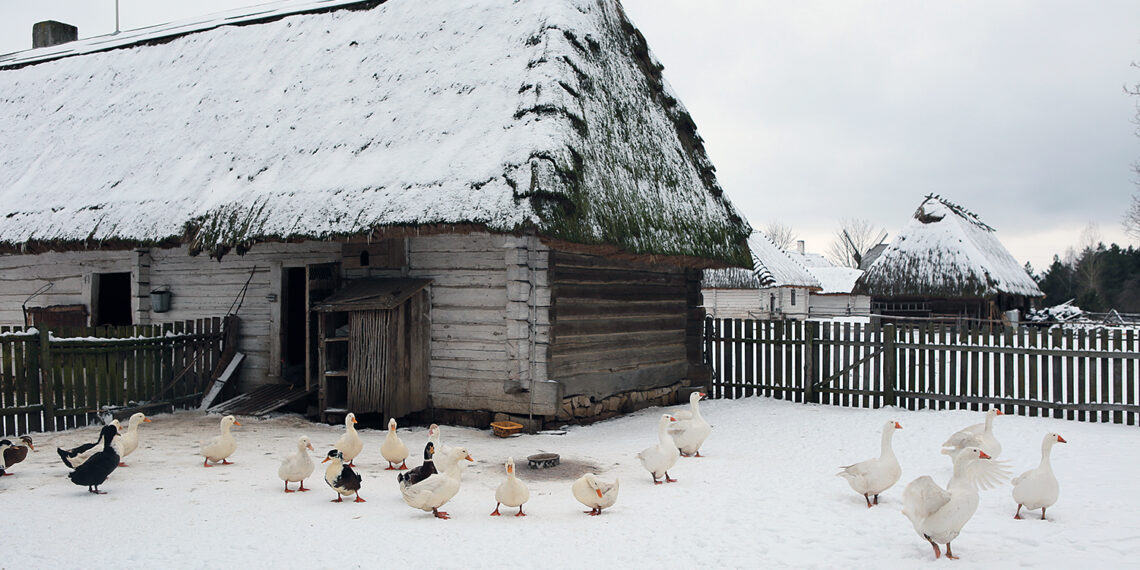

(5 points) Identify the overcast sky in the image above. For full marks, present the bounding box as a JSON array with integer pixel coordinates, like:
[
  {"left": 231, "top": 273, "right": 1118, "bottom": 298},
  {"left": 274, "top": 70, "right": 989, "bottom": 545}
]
[{"left": 2, "top": 0, "right": 1138, "bottom": 270}]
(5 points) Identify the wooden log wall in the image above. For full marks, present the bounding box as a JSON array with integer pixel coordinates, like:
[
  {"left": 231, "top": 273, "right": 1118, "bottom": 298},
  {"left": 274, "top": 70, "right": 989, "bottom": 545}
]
[
  {"left": 406, "top": 233, "right": 557, "bottom": 417},
  {"left": 549, "top": 251, "right": 696, "bottom": 400}
]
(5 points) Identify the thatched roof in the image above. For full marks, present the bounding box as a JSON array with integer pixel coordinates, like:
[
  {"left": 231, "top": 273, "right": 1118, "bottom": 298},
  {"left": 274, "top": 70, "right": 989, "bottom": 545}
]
[
  {"left": 0, "top": 0, "right": 750, "bottom": 265},
  {"left": 854, "top": 195, "right": 1042, "bottom": 299},
  {"left": 703, "top": 234, "right": 819, "bottom": 289}
]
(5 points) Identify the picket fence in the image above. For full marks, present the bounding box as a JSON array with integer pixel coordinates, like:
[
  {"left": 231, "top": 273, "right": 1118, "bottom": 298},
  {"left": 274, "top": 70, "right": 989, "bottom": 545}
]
[
  {"left": 704, "top": 318, "right": 1140, "bottom": 425},
  {"left": 0, "top": 319, "right": 227, "bottom": 437}
]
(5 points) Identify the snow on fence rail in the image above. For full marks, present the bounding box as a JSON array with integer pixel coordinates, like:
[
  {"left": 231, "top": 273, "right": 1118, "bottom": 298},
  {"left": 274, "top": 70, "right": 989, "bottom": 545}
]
[
  {"left": 0, "top": 319, "right": 226, "bottom": 437},
  {"left": 704, "top": 318, "right": 1140, "bottom": 426}
]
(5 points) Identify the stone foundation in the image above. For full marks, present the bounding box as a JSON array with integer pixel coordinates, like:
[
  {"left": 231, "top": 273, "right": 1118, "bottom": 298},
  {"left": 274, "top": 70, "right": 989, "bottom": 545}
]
[{"left": 552, "top": 382, "right": 683, "bottom": 426}]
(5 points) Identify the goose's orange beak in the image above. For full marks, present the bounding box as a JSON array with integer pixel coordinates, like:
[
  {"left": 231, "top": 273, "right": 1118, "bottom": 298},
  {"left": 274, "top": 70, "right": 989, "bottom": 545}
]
[
  {"left": 995, "top": 410, "right": 1004, "bottom": 415},
  {"left": 352, "top": 417, "right": 358, "bottom": 424},
  {"left": 233, "top": 421, "right": 242, "bottom": 426},
  {"left": 978, "top": 451, "right": 992, "bottom": 459},
  {"left": 668, "top": 416, "right": 677, "bottom": 422},
  {"left": 699, "top": 392, "right": 707, "bottom": 399},
  {"left": 465, "top": 454, "right": 474, "bottom": 462},
  {"left": 595, "top": 489, "right": 603, "bottom": 498},
  {"left": 144, "top": 418, "right": 153, "bottom": 423},
  {"left": 507, "top": 464, "right": 513, "bottom": 474},
  {"left": 894, "top": 422, "right": 902, "bottom": 429},
  {"left": 322, "top": 457, "right": 331, "bottom": 463},
  {"left": 1057, "top": 435, "right": 1067, "bottom": 443},
  {"left": 306, "top": 443, "right": 315, "bottom": 451}
]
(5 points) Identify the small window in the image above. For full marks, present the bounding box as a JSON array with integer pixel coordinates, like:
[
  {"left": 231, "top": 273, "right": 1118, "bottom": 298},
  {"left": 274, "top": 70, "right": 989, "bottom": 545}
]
[
  {"left": 359, "top": 250, "right": 370, "bottom": 267},
  {"left": 769, "top": 293, "right": 775, "bottom": 312},
  {"left": 791, "top": 290, "right": 796, "bottom": 306}
]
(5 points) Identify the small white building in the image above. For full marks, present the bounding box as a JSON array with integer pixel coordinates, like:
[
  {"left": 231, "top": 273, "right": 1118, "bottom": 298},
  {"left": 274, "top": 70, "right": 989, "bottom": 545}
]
[
  {"left": 702, "top": 235, "right": 819, "bottom": 320},
  {"left": 784, "top": 241, "right": 871, "bottom": 319}
]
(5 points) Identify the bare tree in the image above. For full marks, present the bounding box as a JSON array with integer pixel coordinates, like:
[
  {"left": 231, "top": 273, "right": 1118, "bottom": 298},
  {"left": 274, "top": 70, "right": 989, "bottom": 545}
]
[
  {"left": 826, "top": 218, "right": 887, "bottom": 268},
  {"left": 763, "top": 222, "right": 798, "bottom": 251},
  {"left": 1126, "top": 63, "right": 1140, "bottom": 239}
]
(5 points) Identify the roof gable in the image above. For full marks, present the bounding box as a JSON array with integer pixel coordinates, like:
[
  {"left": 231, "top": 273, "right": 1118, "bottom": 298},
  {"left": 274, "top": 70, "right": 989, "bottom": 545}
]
[
  {"left": 0, "top": 0, "right": 750, "bottom": 264},
  {"left": 703, "top": 234, "right": 819, "bottom": 289},
  {"left": 854, "top": 195, "right": 1042, "bottom": 299}
]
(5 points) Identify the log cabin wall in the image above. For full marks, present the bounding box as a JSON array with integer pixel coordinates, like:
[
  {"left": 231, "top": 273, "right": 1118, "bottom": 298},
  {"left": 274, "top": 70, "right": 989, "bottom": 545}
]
[
  {"left": 402, "top": 233, "right": 558, "bottom": 418},
  {"left": 549, "top": 251, "right": 702, "bottom": 402}
]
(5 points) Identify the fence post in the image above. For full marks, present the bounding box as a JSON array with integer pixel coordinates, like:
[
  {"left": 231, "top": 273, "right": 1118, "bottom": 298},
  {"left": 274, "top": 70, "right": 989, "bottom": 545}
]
[
  {"left": 803, "top": 320, "right": 816, "bottom": 404},
  {"left": 39, "top": 327, "right": 55, "bottom": 431},
  {"left": 883, "top": 323, "right": 897, "bottom": 407}
]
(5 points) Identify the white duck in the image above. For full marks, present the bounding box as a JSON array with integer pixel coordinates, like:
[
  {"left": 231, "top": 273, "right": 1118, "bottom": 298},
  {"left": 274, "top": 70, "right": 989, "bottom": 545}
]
[
  {"left": 492, "top": 457, "right": 530, "bottom": 517},
  {"left": 667, "top": 391, "right": 712, "bottom": 457},
  {"left": 278, "top": 435, "right": 316, "bottom": 493},
  {"left": 1012, "top": 432, "right": 1067, "bottom": 520},
  {"left": 380, "top": 418, "right": 409, "bottom": 470},
  {"left": 837, "top": 421, "right": 902, "bottom": 507},
  {"left": 200, "top": 415, "right": 240, "bottom": 467},
  {"left": 400, "top": 446, "right": 473, "bottom": 519},
  {"left": 118, "top": 412, "right": 153, "bottom": 467},
  {"left": 572, "top": 473, "right": 620, "bottom": 516},
  {"left": 942, "top": 408, "right": 1004, "bottom": 457},
  {"left": 637, "top": 414, "right": 680, "bottom": 484},
  {"left": 334, "top": 412, "right": 364, "bottom": 467},
  {"left": 902, "top": 447, "right": 1009, "bottom": 560}
]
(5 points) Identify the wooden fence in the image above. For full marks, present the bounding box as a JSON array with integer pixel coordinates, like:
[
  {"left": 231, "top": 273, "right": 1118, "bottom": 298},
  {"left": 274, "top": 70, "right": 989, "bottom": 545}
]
[
  {"left": 705, "top": 318, "right": 1140, "bottom": 426},
  {"left": 0, "top": 318, "right": 227, "bottom": 437}
]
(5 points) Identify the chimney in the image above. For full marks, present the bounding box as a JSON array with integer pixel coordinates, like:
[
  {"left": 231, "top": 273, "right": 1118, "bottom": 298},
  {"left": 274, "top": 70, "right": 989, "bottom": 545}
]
[
  {"left": 32, "top": 21, "right": 78, "bottom": 49},
  {"left": 796, "top": 240, "right": 805, "bottom": 254}
]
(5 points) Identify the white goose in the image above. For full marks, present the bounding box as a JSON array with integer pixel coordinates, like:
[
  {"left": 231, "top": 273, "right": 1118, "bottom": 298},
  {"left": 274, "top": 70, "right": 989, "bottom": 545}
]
[
  {"left": 334, "top": 412, "right": 363, "bottom": 467},
  {"left": 278, "top": 435, "right": 316, "bottom": 493},
  {"left": 492, "top": 457, "right": 530, "bottom": 517},
  {"left": 200, "top": 415, "right": 240, "bottom": 467},
  {"left": 667, "top": 392, "right": 711, "bottom": 457},
  {"left": 400, "top": 446, "right": 473, "bottom": 519},
  {"left": 942, "top": 408, "right": 1004, "bottom": 457},
  {"left": 118, "top": 412, "right": 153, "bottom": 467},
  {"left": 902, "top": 447, "right": 1010, "bottom": 560},
  {"left": 1012, "top": 432, "right": 1067, "bottom": 520},
  {"left": 637, "top": 414, "right": 680, "bottom": 484},
  {"left": 837, "top": 421, "right": 902, "bottom": 507},
  {"left": 381, "top": 418, "right": 409, "bottom": 470},
  {"left": 572, "top": 473, "right": 620, "bottom": 516}
]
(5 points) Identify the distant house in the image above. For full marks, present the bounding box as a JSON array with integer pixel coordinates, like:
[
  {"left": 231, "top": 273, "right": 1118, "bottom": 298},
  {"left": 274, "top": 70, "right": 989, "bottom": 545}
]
[
  {"left": 703, "top": 235, "right": 818, "bottom": 320},
  {"left": 0, "top": 0, "right": 751, "bottom": 427},
  {"left": 784, "top": 241, "right": 870, "bottom": 319},
  {"left": 854, "top": 195, "right": 1043, "bottom": 321}
]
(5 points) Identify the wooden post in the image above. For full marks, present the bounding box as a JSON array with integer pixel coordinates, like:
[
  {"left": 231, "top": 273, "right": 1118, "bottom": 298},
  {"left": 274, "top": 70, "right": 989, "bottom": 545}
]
[
  {"left": 883, "top": 323, "right": 897, "bottom": 407},
  {"left": 39, "top": 328, "right": 55, "bottom": 432},
  {"left": 803, "top": 320, "right": 816, "bottom": 404}
]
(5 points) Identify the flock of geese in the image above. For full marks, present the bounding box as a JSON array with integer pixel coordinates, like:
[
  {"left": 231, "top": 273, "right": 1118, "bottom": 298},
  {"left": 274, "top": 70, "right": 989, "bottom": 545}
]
[
  {"left": 1, "top": 391, "right": 1070, "bottom": 556},
  {"left": 836, "top": 408, "right": 1068, "bottom": 560},
  {"left": 0, "top": 391, "right": 712, "bottom": 520}
]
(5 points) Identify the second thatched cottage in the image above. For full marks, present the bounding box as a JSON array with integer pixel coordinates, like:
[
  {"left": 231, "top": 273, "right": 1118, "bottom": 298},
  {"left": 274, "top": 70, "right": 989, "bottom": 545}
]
[
  {"left": 0, "top": 0, "right": 751, "bottom": 428},
  {"left": 854, "top": 195, "right": 1042, "bottom": 321}
]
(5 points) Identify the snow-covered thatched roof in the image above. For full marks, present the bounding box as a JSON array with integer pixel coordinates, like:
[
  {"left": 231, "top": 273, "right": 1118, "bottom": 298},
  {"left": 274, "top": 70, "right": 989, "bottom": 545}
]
[
  {"left": 0, "top": 0, "right": 750, "bottom": 265},
  {"left": 703, "top": 234, "right": 819, "bottom": 289},
  {"left": 854, "top": 195, "right": 1042, "bottom": 299},
  {"left": 806, "top": 267, "right": 863, "bottom": 295}
]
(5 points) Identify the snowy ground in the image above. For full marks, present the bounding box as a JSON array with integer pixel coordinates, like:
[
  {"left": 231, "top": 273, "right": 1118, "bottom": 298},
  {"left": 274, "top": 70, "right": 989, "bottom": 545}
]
[{"left": 2, "top": 396, "right": 1136, "bottom": 568}]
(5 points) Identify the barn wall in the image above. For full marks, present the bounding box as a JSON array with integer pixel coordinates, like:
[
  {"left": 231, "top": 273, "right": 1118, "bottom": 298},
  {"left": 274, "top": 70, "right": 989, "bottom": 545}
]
[
  {"left": 0, "top": 250, "right": 134, "bottom": 326},
  {"left": 403, "top": 233, "right": 557, "bottom": 417},
  {"left": 548, "top": 251, "right": 697, "bottom": 402}
]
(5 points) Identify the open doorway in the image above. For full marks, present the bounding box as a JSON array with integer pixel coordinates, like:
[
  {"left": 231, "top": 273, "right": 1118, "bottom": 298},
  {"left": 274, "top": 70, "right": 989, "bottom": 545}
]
[
  {"left": 93, "top": 272, "right": 133, "bottom": 326},
  {"left": 281, "top": 268, "right": 308, "bottom": 386}
]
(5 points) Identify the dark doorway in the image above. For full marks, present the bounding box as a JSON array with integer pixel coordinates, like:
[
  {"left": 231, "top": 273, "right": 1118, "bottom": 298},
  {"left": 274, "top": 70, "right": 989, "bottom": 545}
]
[
  {"left": 93, "top": 272, "right": 132, "bottom": 326},
  {"left": 282, "top": 268, "right": 308, "bottom": 385}
]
